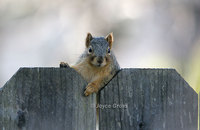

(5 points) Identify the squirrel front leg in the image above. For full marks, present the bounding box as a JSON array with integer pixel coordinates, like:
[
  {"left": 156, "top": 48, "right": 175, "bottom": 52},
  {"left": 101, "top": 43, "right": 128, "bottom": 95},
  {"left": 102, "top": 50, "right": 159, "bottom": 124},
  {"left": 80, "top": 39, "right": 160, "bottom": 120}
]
[
  {"left": 60, "top": 62, "right": 70, "bottom": 68},
  {"left": 84, "top": 74, "right": 114, "bottom": 96},
  {"left": 84, "top": 79, "right": 102, "bottom": 96}
]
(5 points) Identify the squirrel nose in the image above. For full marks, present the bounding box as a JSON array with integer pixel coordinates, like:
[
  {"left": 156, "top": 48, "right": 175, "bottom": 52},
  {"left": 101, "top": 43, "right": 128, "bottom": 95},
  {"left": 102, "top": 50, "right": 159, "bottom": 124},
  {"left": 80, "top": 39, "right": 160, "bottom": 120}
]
[{"left": 97, "top": 56, "right": 103, "bottom": 64}]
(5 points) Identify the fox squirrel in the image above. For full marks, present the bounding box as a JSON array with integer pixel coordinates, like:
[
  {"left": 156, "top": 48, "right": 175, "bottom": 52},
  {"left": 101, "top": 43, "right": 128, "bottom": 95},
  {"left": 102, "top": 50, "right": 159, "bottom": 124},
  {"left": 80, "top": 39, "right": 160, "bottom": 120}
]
[{"left": 60, "top": 32, "right": 120, "bottom": 96}]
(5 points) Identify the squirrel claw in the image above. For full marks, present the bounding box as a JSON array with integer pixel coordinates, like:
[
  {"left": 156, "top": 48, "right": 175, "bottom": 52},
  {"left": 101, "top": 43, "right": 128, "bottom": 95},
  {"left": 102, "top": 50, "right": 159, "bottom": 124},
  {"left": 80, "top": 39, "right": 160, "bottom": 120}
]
[
  {"left": 84, "top": 87, "right": 93, "bottom": 96},
  {"left": 60, "top": 62, "right": 69, "bottom": 68},
  {"left": 84, "top": 84, "right": 96, "bottom": 96},
  {"left": 84, "top": 91, "right": 89, "bottom": 96}
]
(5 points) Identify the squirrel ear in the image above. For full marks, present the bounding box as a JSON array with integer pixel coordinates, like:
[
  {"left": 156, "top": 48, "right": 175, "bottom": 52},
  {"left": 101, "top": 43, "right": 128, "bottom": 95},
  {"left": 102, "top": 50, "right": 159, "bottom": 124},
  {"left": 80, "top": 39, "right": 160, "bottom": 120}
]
[
  {"left": 86, "top": 33, "right": 93, "bottom": 48},
  {"left": 105, "top": 32, "right": 114, "bottom": 49}
]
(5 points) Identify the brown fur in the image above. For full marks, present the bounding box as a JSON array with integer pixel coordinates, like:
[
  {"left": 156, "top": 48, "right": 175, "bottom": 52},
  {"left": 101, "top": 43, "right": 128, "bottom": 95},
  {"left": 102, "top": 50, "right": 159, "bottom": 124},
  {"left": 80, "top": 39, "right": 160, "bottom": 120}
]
[
  {"left": 60, "top": 32, "right": 119, "bottom": 96},
  {"left": 72, "top": 58, "right": 111, "bottom": 82},
  {"left": 105, "top": 33, "right": 113, "bottom": 49},
  {"left": 86, "top": 33, "right": 93, "bottom": 48},
  {"left": 71, "top": 53, "right": 114, "bottom": 96}
]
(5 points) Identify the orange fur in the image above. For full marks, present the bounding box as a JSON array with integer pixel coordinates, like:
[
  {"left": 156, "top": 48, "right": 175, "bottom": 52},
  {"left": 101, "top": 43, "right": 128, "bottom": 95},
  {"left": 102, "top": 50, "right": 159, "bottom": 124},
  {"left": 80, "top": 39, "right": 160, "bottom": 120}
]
[
  {"left": 72, "top": 57, "right": 112, "bottom": 96},
  {"left": 60, "top": 32, "right": 119, "bottom": 96},
  {"left": 72, "top": 58, "right": 111, "bottom": 82}
]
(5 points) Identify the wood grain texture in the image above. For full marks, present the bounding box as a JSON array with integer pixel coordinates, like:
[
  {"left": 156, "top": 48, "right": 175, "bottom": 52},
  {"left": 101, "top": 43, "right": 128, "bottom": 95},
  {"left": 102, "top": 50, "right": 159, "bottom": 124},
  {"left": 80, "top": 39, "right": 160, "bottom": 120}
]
[
  {"left": 99, "top": 69, "right": 198, "bottom": 130},
  {"left": 0, "top": 68, "right": 197, "bottom": 130},
  {"left": 0, "top": 68, "right": 96, "bottom": 130}
]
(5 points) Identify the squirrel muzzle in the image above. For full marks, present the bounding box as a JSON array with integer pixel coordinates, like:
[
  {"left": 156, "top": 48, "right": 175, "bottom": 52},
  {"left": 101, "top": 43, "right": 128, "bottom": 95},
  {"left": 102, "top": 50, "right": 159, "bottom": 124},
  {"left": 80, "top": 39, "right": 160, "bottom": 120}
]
[{"left": 91, "top": 56, "right": 107, "bottom": 67}]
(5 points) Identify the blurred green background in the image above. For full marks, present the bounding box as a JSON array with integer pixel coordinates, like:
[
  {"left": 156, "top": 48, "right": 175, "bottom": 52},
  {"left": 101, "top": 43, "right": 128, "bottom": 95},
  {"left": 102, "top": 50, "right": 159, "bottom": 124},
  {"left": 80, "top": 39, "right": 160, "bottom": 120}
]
[{"left": 0, "top": 0, "right": 200, "bottom": 93}]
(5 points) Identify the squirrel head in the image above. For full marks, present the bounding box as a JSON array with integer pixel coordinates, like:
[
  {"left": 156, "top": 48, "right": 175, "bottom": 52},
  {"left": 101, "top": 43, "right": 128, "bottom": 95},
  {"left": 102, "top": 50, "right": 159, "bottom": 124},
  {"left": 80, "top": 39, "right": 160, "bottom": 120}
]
[{"left": 85, "top": 32, "right": 114, "bottom": 67}]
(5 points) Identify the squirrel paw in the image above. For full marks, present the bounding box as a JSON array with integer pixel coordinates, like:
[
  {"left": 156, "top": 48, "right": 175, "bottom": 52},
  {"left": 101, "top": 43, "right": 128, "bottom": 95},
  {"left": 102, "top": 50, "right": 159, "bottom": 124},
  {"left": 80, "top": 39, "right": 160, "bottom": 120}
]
[
  {"left": 60, "top": 62, "right": 69, "bottom": 68},
  {"left": 84, "top": 83, "right": 98, "bottom": 96}
]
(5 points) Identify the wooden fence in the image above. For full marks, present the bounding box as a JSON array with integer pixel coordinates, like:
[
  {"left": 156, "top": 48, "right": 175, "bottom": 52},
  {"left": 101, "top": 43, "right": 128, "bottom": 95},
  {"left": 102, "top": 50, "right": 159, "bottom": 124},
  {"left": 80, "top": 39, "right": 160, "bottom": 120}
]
[{"left": 0, "top": 68, "right": 198, "bottom": 130}]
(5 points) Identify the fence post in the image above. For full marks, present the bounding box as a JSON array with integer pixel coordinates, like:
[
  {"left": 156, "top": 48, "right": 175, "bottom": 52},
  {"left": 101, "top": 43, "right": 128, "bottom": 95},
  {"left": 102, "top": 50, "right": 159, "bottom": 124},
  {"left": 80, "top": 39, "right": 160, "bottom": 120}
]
[
  {"left": 0, "top": 68, "right": 96, "bottom": 130},
  {"left": 99, "top": 69, "right": 198, "bottom": 130}
]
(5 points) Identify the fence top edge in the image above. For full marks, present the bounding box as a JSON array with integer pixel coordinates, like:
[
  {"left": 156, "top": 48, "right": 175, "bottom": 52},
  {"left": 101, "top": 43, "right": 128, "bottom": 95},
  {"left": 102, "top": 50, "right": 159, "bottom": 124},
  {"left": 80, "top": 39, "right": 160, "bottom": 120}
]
[{"left": 18, "top": 67, "right": 176, "bottom": 71}]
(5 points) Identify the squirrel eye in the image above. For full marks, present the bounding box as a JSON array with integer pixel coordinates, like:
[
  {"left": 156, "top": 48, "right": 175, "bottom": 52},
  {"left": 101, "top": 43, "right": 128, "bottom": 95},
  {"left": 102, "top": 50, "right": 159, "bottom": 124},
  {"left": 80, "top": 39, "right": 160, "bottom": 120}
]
[
  {"left": 107, "top": 48, "right": 110, "bottom": 54},
  {"left": 88, "top": 48, "right": 92, "bottom": 53}
]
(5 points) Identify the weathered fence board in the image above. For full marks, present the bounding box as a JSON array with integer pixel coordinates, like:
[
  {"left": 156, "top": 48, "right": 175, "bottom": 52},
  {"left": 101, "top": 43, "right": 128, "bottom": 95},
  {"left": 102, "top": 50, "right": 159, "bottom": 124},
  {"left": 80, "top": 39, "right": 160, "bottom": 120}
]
[
  {"left": 0, "top": 68, "right": 198, "bottom": 130},
  {"left": 99, "top": 69, "right": 198, "bottom": 130},
  {"left": 0, "top": 68, "right": 96, "bottom": 130}
]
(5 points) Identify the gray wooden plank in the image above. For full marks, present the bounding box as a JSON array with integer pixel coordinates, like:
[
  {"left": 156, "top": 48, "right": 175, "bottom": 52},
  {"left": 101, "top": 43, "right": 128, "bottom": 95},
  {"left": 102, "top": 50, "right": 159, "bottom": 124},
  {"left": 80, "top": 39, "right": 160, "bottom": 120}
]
[
  {"left": 0, "top": 67, "right": 96, "bottom": 130},
  {"left": 0, "top": 68, "right": 197, "bottom": 130},
  {"left": 99, "top": 69, "right": 198, "bottom": 130}
]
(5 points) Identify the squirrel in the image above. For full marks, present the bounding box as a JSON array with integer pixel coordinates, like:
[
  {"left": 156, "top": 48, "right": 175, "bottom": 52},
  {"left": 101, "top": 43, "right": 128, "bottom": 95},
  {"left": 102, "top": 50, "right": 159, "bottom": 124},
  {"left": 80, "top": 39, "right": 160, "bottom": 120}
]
[{"left": 60, "top": 32, "right": 120, "bottom": 96}]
